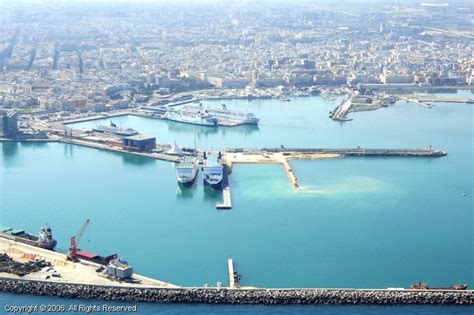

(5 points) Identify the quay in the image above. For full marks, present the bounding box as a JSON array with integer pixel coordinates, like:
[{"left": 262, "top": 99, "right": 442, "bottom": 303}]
[
  {"left": 165, "top": 98, "right": 201, "bottom": 107},
  {"left": 0, "top": 237, "right": 177, "bottom": 289},
  {"left": 52, "top": 110, "right": 132, "bottom": 124},
  {"left": 60, "top": 137, "right": 181, "bottom": 163}
]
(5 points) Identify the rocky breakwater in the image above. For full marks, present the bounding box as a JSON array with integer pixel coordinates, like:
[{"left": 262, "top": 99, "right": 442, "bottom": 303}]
[{"left": 0, "top": 278, "right": 472, "bottom": 304}]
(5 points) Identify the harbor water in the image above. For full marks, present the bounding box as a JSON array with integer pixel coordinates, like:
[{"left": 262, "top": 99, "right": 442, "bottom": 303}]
[{"left": 0, "top": 93, "right": 473, "bottom": 311}]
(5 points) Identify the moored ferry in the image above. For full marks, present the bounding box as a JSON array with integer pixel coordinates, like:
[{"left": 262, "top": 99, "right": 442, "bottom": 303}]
[
  {"left": 93, "top": 121, "right": 138, "bottom": 137},
  {"left": 164, "top": 108, "right": 217, "bottom": 126},
  {"left": 202, "top": 152, "right": 224, "bottom": 190},
  {"left": 206, "top": 104, "right": 259, "bottom": 125},
  {"left": 177, "top": 156, "right": 199, "bottom": 187}
]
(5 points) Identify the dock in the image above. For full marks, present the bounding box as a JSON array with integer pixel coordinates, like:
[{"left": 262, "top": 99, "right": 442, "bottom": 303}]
[
  {"left": 330, "top": 95, "right": 354, "bottom": 121},
  {"left": 227, "top": 258, "right": 241, "bottom": 289},
  {"left": 228, "top": 258, "right": 236, "bottom": 288},
  {"left": 217, "top": 163, "right": 233, "bottom": 209},
  {"left": 0, "top": 237, "right": 178, "bottom": 288},
  {"left": 217, "top": 186, "right": 232, "bottom": 209}
]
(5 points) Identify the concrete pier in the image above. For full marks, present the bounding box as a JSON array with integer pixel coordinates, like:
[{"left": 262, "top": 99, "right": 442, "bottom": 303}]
[
  {"left": 330, "top": 95, "right": 354, "bottom": 121},
  {"left": 228, "top": 258, "right": 236, "bottom": 288},
  {"left": 405, "top": 98, "right": 433, "bottom": 108},
  {"left": 217, "top": 187, "right": 232, "bottom": 209},
  {"left": 60, "top": 138, "right": 181, "bottom": 162}
]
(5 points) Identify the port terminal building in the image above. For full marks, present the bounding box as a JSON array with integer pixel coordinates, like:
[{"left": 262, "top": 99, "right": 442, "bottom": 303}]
[
  {"left": 0, "top": 109, "right": 18, "bottom": 138},
  {"left": 122, "top": 135, "right": 156, "bottom": 152}
]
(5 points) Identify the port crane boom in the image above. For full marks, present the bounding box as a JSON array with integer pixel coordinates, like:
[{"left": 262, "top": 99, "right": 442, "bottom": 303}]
[{"left": 68, "top": 219, "right": 91, "bottom": 261}]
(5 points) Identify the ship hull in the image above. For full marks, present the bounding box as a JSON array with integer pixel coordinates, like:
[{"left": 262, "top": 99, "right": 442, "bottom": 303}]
[
  {"left": 176, "top": 158, "right": 199, "bottom": 188},
  {"left": 0, "top": 225, "right": 57, "bottom": 251},
  {"left": 178, "top": 178, "right": 196, "bottom": 187},
  {"left": 167, "top": 117, "right": 217, "bottom": 127},
  {"left": 203, "top": 177, "right": 223, "bottom": 191},
  {"left": 17, "top": 237, "right": 57, "bottom": 250},
  {"left": 178, "top": 172, "right": 198, "bottom": 187},
  {"left": 0, "top": 233, "right": 57, "bottom": 250}
]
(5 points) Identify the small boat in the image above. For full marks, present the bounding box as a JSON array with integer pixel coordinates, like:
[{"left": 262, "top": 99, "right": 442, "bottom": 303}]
[
  {"left": 410, "top": 282, "right": 468, "bottom": 290},
  {"left": 177, "top": 156, "right": 199, "bottom": 187}
]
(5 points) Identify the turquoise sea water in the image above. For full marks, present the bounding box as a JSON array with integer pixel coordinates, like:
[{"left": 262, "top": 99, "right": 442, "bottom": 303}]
[{"left": 1, "top": 92, "right": 473, "bottom": 312}]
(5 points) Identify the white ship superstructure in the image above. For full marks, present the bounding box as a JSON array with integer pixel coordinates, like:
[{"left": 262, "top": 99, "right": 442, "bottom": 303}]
[
  {"left": 176, "top": 156, "right": 199, "bottom": 187},
  {"left": 206, "top": 104, "right": 259, "bottom": 125},
  {"left": 164, "top": 104, "right": 259, "bottom": 127},
  {"left": 164, "top": 107, "right": 217, "bottom": 126}
]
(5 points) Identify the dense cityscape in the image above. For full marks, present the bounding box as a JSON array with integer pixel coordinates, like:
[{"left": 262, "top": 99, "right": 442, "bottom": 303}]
[
  {"left": 0, "top": 0, "right": 473, "bottom": 311},
  {"left": 0, "top": 1, "right": 473, "bottom": 119}
]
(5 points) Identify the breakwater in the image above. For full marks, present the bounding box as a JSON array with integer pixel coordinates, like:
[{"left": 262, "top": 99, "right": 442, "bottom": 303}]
[
  {"left": 226, "top": 147, "right": 447, "bottom": 157},
  {"left": 0, "top": 278, "right": 472, "bottom": 305}
]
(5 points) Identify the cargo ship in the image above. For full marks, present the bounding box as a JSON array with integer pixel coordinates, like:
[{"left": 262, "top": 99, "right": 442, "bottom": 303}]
[
  {"left": 410, "top": 282, "right": 468, "bottom": 290},
  {"left": 0, "top": 225, "right": 57, "bottom": 250},
  {"left": 176, "top": 156, "right": 199, "bottom": 187},
  {"left": 202, "top": 152, "right": 224, "bottom": 190},
  {"left": 164, "top": 107, "right": 218, "bottom": 126},
  {"left": 93, "top": 121, "right": 138, "bottom": 137}
]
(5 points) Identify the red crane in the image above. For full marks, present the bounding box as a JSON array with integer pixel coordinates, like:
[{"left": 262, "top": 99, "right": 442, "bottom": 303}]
[{"left": 68, "top": 219, "right": 91, "bottom": 261}]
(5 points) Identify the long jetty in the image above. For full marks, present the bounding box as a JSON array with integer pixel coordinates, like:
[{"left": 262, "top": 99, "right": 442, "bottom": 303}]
[
  {"left": 399, "top": 95, "right": 474, "bottom": 104},
  {"left": 226, "top": 147, "right": 447, "bottom": 157}
]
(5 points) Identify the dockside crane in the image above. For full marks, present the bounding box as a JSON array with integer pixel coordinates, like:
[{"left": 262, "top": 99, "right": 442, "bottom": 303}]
[{"left": 68, "top": 219, "right": 91, "bottom": 262}]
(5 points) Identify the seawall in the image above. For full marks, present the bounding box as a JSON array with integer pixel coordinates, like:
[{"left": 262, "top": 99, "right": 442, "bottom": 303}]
[{"left": 0, "top": 278, "right": 472, "bottom": 305}]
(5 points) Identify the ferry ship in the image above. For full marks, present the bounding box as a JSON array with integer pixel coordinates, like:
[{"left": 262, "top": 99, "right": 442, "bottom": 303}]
[
  {"left": 205, "top": 104, "right": 259, "bottom": 125},
  {"left": 0, "top": 225, "right": 57, "bottom": 250},
  {"left": 164, "top": 108, "right": 217, "bottom": 126},
  {"left": 93, "top": 121, "right": 138, "bottom": 137},
  {"left": 176, "top": 156, "right": 199, "bottom": 187},
  {"left": 202, "top": 152, "right": 224, "bottom": 190}
]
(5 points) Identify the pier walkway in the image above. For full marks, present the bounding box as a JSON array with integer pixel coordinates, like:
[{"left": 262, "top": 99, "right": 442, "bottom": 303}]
[
  {"left": 217, "top": 164, "right": 233, "bottom": 209},
  {"left": 228, "top": 258, "right": 236, "bottom": 288},
  {"left": 216, "top": 187, "right": 232, "bottom": 209}
]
